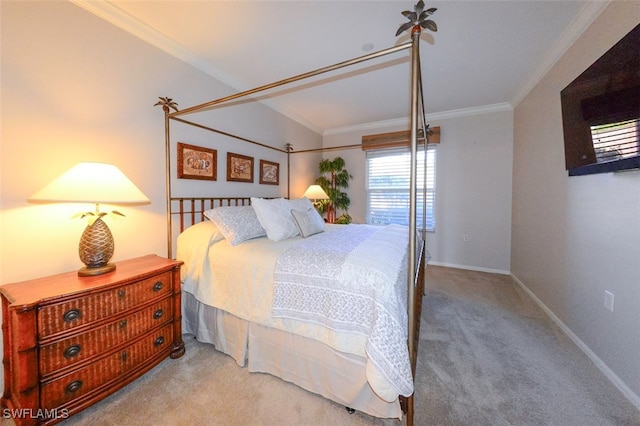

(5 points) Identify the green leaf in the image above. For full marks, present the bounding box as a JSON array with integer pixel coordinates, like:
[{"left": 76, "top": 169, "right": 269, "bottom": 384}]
[
  {"left": 335, "top": 213, "right": 352, "bottom": 224},
  {"left": 330, "top": 157, "right": 345, "bottom": 170},
  {"left": 315, "top": 156, "right": 352, "bottom": 219}
]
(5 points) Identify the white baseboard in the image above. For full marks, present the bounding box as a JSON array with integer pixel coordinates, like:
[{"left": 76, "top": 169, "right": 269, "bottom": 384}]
[
  {"left": 427, "top": 261, "right": 510, "bottom": 276},
  {"left": 510, "top": 273, "right": 640, "bottom": 411}
]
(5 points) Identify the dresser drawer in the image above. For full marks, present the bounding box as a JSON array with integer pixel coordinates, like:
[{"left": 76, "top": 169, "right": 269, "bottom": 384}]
[
  {"left": 39, "top": 297, "right": 173, "bottom": 376},
  {"left": 40, "top": 323, "right": 173, "bottom": 410},
  {"left": 2, "top": 255, "right": 184, "bottom": 424},
  {"left": 38, "top": 271, "right": 172, "bottom": 338}
]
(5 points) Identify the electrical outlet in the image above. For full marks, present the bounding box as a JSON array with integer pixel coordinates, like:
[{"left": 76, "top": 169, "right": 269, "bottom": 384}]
[
  {"left": 463, "top": 234, "right": 470, "bottom": 242},
  {"left": 604, "top": 290, "right": 614, "bottom": 312}
]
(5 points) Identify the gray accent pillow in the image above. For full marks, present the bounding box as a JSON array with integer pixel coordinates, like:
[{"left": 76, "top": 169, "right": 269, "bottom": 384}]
[
  {"left": 290, "top": 207, "right": 325, "bottom": 238},
  {"left": 204, "top": 206, "right": 266, "bottom": 245}
]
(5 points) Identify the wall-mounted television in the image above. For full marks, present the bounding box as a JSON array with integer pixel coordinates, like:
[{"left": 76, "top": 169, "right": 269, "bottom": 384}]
[{"left": 560, "top": 23, "right": 639, "bottom": 176}]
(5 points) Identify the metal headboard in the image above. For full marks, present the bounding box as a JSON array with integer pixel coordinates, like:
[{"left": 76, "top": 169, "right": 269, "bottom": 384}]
[{"left": 170, "top": 197, "right": 252, "bottom": 234}]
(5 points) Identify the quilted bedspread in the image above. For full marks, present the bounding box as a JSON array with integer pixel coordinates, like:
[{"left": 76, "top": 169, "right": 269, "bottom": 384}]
[{"left": 272, "top": 224, "right": 413, "bottom": 397}]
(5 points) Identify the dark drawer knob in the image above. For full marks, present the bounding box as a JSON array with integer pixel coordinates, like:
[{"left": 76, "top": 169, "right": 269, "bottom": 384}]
[
  {"left": 121, "top": 352, "right": 128, "bottom": 362},
  {"left": 119, "top": 319, "right": 128, "bottom": 329},
  {"left": 64, "top": 344, "right": 81, "bottom": 359},
  {"left": 118, "top": 289, "right": 126, "bottom": 298},
  {"left": 153, "top": 309, "right": 164, "bottom": 320},
  {"left": 154, "top": 336, "right": 165, "bottom": 347},
  {"left": 65, "top": 380, "right": 83, "bottom": 394},
  {"left": 63, "top": 309, "right": 81, "bottom": 323},
  {"left": 153, "top": 281, "right": 163, "bottom": 292}
]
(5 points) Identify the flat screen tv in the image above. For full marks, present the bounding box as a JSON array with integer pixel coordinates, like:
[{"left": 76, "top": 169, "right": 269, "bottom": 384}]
[{"left": 560, "top": 23, "right": 640, "bottom": 176}]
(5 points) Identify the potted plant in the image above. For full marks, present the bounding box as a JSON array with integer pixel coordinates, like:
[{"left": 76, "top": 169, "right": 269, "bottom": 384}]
[{"left": 315, "top": 157, "right": 352, "bottom": 224}]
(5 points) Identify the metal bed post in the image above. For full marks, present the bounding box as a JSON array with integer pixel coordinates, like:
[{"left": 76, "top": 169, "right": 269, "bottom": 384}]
[
  {"left": 153, "top": 96, "right": 179, "bottom": 260},
  {"left": 285, "top": 143, "right": 293, "bottom": 199},
  {"left": 406, "top": 24, "right": 422, "bottom": 425},
  {"left": 164, "top": 108, "right": 173, "bottom": 259}
]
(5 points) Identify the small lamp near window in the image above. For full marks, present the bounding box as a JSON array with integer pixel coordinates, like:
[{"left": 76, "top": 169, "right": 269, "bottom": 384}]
[
  {"left": 302, "top": 184, "right": 329, "bottom": 207},
  {"left": 29, "top": 162, "right": 150, "bottom": 276}
]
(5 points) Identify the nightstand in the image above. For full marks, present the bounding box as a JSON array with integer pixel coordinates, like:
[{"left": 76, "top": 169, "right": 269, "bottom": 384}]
[{"left": 1, "top": 255, "right": 184, "bottom": 425}]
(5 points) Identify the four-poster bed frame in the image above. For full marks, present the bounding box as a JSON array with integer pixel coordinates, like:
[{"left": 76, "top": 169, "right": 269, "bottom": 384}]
[{"left": 157, "top": 5, "right": 436, "bottom": 424}]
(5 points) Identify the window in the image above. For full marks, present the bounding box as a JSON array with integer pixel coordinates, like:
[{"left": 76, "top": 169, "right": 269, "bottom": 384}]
[
  {"left": 366, "top": 146, "right": 436, "bottom": 231},
  {"left": 591, "top": 118, "right": 639, "bottom": 164}
]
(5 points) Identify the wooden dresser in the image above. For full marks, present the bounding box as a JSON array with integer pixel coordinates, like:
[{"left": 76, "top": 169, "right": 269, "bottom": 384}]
[{"left": 1, "top": 255, "right": 184, "bottom": 425}]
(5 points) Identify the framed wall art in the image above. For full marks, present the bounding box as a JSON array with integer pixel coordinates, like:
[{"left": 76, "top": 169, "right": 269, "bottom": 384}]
[
  {"left": 226, "top": 152, "right": 254, "bottom": 183},
  {"left": 177, "top": 142, "right": 217, "bottom": 180},
  {"left": 259, "top": 160, "right": 279, "bottom": 185}
]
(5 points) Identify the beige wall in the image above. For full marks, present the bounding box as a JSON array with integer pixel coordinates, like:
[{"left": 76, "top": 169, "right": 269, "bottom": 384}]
[
  {"left": 512, "top": 2, "right": 640, "bottom": 404},
  {"left": 323, "top": 107, "right": 514, "bottom": 274},
  {"left": 0, "top": 1, "right": 321, "bottom": 283},
  {"left": 0, "top": 1, "right": 321, "bottom": 393}
]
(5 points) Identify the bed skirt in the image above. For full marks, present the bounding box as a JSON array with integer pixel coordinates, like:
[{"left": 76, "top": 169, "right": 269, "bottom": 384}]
[{"left": 181, "top": 290, "right": 402, "bottom": 419}]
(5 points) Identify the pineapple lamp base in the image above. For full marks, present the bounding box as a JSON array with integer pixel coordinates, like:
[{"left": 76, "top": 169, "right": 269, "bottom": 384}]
[{"left": 78, "top": 263, "right": 116, "bottom": 277}]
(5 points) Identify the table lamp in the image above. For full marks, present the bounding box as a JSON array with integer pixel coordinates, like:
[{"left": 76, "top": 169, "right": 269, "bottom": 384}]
[
  {"left": 302, "top": 184, "right": 329, "bottom": 207},
  {"left": 29, "top": 162, "right": 150, "bottom": 276}
]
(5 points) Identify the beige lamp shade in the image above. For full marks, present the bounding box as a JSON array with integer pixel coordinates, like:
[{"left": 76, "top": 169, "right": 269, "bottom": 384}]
[
  {"left": 302, "top": 185, "right": 329, "bottom": 200},
  {"left": 29, "top": 162, "right": 149, "bottom": 277},
  {"left": 29, "top": 162, "right": 150, "bottom": 204}
]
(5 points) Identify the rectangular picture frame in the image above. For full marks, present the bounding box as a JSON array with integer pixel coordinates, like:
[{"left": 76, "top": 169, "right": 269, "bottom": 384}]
[
  {"left": 226, "top": 152, "right": 254, "bottom": 183},
  {"left": 177, "top": 142, "right": 217, "bottom": 180},
  {"left": 259, "top": 160, "right": 279, "bottom": 185}
]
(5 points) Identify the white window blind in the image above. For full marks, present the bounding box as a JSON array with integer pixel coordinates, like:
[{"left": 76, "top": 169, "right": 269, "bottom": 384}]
[
  {"left": 591, "top": 118, "right": 640, "bottom": 163},
  {"left": 366, "top": 146, "right": 436, "bottom": 231}
]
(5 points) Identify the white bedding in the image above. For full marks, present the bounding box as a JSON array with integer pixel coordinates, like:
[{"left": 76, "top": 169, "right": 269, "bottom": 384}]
[
  {"left": 177, "top": 222, "right": 412, "bottom": 403},
  {"left": 272, "top": 224, "right": 412, "bottom": 397}
]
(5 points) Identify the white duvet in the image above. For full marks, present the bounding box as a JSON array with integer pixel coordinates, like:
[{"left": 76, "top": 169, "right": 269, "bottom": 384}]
[{"left": 177, "top": 222, "right": 412, "bottom": 402}]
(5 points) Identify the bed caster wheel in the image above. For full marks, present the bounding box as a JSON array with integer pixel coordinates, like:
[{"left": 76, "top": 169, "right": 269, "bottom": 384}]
[{"left": 345, "top": 407, "right": 355, "bottom": 414}]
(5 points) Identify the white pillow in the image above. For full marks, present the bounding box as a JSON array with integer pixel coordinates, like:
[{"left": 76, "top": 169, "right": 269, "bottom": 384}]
[
  {"left": 178, "top": 220, "right": 224, "bottom": 246},
  {"left": 251, "top": 197, "right": 300, "bottom": 241},
  {"left": 176, "top": 221, "right": 224, "bottom": 282},
  {"left": 204, "top": 206, "right": 266, "bottom": 246},
  {"left": 290, "top": 207, "right": 325, "bottom": 238},
  {"left": 288, "top": 197, "right": 315, "bottom": 212}
]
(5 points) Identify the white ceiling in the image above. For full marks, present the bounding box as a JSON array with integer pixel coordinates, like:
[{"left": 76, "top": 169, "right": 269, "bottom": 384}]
[{"left": 73, "top": 0, "right": 607, "bottom": 134}]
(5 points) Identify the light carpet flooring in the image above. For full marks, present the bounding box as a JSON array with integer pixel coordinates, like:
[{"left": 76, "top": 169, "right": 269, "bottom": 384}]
[{"left": 19, "top": 266, "right": 640, "bottom": 425}]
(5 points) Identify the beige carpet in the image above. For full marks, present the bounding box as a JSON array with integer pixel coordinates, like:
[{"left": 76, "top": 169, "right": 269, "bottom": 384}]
[
  {"left": 415, "top": 266, "right": 640, "bottom": 426},
  {"left": 12, "top": 266, "right": 640, "bottom": 425}
]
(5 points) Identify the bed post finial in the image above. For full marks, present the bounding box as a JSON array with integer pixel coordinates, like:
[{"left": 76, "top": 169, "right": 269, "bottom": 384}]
[
  {"left": 154, "top": 97, "right": 179, "bottom": 113},
  {"left": 395, "top": 1, "right": 437, "bottom": 37}
]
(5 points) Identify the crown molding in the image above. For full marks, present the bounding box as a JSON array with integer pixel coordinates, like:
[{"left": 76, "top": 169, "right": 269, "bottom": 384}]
[
  {"left": 324, "top": 102, "right": 513, "bottom": 136},
  {"left": 70, "top": 0, "right": 228, "bottom": 81},
  {"left": 70, "top": 0, "right": 325, "bottom": 135},
  {"left": 510, "top": 0, "right": 610, "bottom": 108}
]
